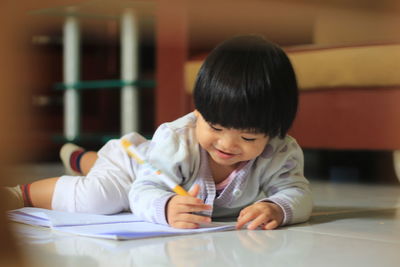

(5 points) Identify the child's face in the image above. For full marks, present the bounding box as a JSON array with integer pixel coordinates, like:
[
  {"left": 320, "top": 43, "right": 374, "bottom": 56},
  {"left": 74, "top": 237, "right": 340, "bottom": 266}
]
[{"left": 194, "top": 111, "right": 269, "bottom": 168}]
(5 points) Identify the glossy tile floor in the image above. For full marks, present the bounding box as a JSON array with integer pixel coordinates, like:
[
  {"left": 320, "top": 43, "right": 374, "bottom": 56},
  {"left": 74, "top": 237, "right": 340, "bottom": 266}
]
[{"left": 8, "top": 163, "right": 400, "bottom": 267}]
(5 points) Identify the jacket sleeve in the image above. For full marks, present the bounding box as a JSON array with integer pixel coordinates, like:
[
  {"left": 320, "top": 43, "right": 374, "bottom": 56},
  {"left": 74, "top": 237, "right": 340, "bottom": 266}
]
[
  {"left": 258, "top": 136, "right": 313, "bottom": 226},
  {"left": 128, "top": 123, "right": 199, "bottom": 225}
]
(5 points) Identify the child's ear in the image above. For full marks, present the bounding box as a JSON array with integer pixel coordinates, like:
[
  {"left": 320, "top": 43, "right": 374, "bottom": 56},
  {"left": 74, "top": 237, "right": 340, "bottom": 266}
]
[{"left": 193, "top": 110, "right": 200, "bottom": 118}]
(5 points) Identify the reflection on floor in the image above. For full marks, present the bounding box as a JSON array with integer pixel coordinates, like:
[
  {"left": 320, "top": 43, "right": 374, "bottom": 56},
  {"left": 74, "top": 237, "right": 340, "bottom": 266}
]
[{"left": 7, "top": 163, "right": 400, "bottom": 267}]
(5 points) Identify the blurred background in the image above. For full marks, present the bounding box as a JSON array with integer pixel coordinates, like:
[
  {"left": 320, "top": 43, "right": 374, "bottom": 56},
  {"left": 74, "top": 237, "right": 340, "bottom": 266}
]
[
  {"left": 1, "top": 0, "right": 398, "bottom": 177},
  {"left": 1, "top": 0, "right": 400, "bottom": 264}
]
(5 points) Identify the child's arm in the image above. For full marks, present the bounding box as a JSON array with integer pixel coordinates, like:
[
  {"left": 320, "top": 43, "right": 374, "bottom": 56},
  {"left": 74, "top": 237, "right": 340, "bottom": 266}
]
[
  {"left": 236, "top": 136, "right": 313, "bottom": 229},
  {"left": 129, "top": 119, "right": 206, "bottom": 227},
  {"left": 260, "top": 137, "right": 313, "bottom": 227},
  {"left": 131, "top": 179, "right": 212, "bottom": 228}
]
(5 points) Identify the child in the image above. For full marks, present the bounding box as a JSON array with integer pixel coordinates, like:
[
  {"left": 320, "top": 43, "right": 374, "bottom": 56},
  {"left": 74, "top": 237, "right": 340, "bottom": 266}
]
[{"left": 5, "top": 35, "right": 312, "bottom": 230}]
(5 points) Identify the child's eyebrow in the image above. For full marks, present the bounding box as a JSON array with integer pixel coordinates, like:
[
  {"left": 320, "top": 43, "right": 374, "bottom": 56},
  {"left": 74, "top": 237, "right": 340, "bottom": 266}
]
[
  {"left": 207, "top": 123, "right": 264, "bottom": 135},
  {"left": 240, "top": 129, "right": 261, "bottom": 134}
]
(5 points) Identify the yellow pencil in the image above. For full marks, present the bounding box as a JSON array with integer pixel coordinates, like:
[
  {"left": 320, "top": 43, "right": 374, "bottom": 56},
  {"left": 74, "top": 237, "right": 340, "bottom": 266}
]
[{"left": 121, "top": 138, "right": 190, "bottom": 196}]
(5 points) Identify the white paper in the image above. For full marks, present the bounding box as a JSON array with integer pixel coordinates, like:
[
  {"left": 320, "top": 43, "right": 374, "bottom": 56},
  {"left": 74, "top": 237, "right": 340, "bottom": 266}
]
[
  {"left": 8, "top": 207, "right": 141, "bottom": 227},
  {"left": 8, "top": 208, "right": 235, "bottom": 240},
  {"left": 54, "top": 221, "right": 235, "bottom": 240}
]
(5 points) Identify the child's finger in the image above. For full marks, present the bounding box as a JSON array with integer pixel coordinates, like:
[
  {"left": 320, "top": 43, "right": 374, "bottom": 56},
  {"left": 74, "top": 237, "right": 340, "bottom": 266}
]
[
  {"left": 188, "top": 184, "right": 200, "bottom": 197},
  {"left": 172, "top": 221, "right": 200, "bottom": 229},
  {"left": 170, "top": 213, "right": 211, "bottom": 229},
  {"left": 178, "top": 213, "right": 211, "bottom": 224},
  {"left": 174, "top": 195, "right": 204, "bottom": 205},
  {"left": 179, "top": 222, "right": 199, "bottom": 229},
  {"left": 176, "top": 203, "right": 212, "bottom": 213},
  {"left": 236, "top": 211, "right": 258, "bottom": 229},
  {"left": 247, "top": 214, "right": 268, "bottom": 230},
  {"left": 263, "top": 220, "right": 279, "bottom": 230},
  {"left": 238, "top": 206, "right": 251, "bottom": 219}
]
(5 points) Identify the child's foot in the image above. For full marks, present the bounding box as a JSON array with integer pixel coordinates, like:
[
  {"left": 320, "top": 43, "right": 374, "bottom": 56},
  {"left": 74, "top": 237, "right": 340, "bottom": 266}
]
[
  {"left": 1, "top": 186, "right": 24, "bottom": 210},
  {"left": 60, "top": 143, "right": 85, "bottom": 176}
]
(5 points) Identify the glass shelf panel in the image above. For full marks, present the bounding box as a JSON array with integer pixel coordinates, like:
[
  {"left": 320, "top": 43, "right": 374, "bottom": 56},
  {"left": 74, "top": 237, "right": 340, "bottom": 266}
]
[
  {"left": 30, "top": 0, "right": 155, "bottom": 20},
  {"left": 54, "top": 79, "right": 156, "bottom": 90}
]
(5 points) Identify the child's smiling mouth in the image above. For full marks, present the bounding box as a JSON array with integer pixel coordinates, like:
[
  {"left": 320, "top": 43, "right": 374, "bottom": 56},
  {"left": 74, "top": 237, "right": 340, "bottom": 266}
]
[{"left": 214, "top": 148, "right": 237, "bottom": 159}]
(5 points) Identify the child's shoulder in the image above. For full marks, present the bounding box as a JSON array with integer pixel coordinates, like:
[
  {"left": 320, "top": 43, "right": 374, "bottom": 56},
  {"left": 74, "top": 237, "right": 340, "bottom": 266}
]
[
  {"left": 269, "top": 135, "right": 300, "bottom": 149},
  {"left": 259, "top": 135, "right": 302, "bottom": 160},
  {"left": 153, "top": 112, "right": 197, "bottom": 141},
  {"left": 159, "top": 112, "right": 197, "bottom": 133}
]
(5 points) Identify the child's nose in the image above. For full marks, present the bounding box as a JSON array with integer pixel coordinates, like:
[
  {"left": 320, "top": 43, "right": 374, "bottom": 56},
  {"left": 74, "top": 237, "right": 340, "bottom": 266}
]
[{"left": 218, "top": 135, "right": 237, "bottom": 151}]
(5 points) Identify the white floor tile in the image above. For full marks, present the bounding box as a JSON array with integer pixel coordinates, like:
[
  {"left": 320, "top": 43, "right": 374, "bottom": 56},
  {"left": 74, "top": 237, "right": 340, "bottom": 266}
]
[{"left": 8, "top": 165, "right": 400, "bottom": 267}]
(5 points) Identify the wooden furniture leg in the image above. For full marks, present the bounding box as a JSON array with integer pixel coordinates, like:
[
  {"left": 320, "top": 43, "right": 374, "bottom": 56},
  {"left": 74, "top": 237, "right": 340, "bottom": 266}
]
[
  {"left": 393, "top": 150, "right": 400, "bottom": 182},
  {"left": 155, "top": 0, "right": 189, "bottom": 126}
]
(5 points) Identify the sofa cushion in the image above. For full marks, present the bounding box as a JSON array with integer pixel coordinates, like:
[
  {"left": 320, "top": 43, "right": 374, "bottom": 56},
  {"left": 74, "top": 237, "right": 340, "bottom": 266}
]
[{"left": 185, "top": 43, "right": 400, "bottom": 93}]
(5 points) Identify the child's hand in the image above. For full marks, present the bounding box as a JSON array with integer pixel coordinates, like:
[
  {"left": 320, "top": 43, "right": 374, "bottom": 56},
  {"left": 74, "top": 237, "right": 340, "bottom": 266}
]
[
  {"left": 236, "top": 202, "right": 284, "bottom": 230},
  {"left": 166, "top": 184, "right": 212, "bottom": 229}
]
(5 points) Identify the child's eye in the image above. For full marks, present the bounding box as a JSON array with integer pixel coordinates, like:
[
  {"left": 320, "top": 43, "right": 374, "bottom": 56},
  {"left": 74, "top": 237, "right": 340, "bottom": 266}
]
[
  {"left": 209, "top": 124, "right": 222, "bottom": 131},
  {"left": 242, "top": 137, "right": 256, "bottom": 142}
]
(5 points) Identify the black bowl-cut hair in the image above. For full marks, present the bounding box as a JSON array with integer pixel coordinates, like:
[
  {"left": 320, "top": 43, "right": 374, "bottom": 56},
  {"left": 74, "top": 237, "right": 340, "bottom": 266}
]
[{"left": 193, "top": 35, "right": 298, "bottom": 138}]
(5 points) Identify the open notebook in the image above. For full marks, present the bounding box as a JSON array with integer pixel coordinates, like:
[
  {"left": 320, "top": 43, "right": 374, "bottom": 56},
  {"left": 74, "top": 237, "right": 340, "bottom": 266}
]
[{"left": 8, "top": 208, "right": 235, "bottom": 240}]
